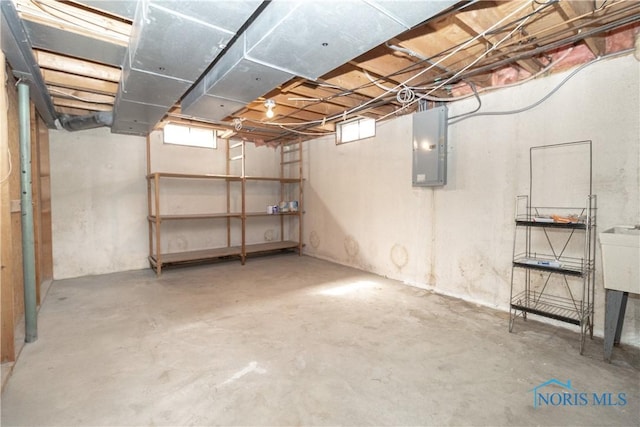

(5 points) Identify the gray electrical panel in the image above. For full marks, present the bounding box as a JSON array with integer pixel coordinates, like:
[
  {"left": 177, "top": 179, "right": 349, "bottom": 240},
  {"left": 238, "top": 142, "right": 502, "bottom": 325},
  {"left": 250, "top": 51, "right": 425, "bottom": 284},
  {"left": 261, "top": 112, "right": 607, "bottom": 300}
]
[{"left": 412, "top": 106, "right": 447, "bottom": 187}]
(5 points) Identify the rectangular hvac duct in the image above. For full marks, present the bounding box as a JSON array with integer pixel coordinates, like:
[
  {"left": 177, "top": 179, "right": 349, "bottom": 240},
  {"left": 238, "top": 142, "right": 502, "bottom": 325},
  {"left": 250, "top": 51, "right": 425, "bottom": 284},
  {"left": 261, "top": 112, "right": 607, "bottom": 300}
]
[
  {"left": 112, "top": 84, "right": 168, "bottom": 136},
  {"left": 121, "top": 54, "right": 192, "bottom": 107},
  {"left": 181, "top": 33, "right": 295, "bottom": 119},
  {"left": 128, "top": 0, "right": 262, "bottom": 82},
  {"left": 365, "top": 0, "right": 458, "bottom": 29},
  {"left": 242, "top": 1, "right": 418, "bottom": 80},
  {"left": 181, "top": 79, "right": 248, "bottom": 121},
  {"left": 112, "top": 0, "right": 262, "bottom": 135},
  {"left": 114, "top": 96, "right": 168, "bottom": 126},
  {"left": 203, "top": 35, "right": 294, "bottom": 103},
  {"left": 1, "top": 1, "right": 57, "bottom": 127},
  {"left": 182, "top": 0, "right": 457, "bottom": 123},
  {"left": 111, "top": 120, "right": 154, "bottom": 136}
]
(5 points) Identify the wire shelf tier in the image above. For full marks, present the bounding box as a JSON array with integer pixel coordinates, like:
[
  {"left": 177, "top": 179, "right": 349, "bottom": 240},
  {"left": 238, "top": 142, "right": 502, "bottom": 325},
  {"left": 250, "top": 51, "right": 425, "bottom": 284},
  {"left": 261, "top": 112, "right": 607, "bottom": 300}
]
[
  {"left": 512, "top": 253, "right": 593, "bottom": 277},
  {"left": 510, "top": 290, "right": 593, "bottom": 326}
]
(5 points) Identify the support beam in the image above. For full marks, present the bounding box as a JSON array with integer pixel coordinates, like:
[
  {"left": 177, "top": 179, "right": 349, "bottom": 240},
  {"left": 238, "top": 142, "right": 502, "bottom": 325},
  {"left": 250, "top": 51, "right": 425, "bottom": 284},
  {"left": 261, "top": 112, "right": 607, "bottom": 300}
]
[
  {"left": 556, "top": 1, "right": 607, "bottom": 57},
  {"left": 41, "top": 69, "right": 118, "bottom": 95},
  {"left": 1, "top": 51, "right": 16, "bottom": 363},
  {"left": 34, "top": 50, "right": 121, "bottom": 83}
]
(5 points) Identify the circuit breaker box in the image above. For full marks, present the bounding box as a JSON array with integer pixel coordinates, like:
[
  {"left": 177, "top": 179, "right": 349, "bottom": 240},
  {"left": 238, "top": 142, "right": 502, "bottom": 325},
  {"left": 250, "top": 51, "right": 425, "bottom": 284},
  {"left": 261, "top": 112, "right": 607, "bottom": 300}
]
[{"left": 412, "top": 106, "right": 447, "bottom": 187}]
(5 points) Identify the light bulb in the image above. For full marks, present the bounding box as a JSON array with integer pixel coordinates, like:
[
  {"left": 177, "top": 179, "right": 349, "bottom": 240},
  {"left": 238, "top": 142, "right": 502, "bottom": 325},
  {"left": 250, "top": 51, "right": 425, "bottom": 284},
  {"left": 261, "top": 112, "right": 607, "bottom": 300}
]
[{"left": 264, "top": 99, "right": 276, "bottom": 119}]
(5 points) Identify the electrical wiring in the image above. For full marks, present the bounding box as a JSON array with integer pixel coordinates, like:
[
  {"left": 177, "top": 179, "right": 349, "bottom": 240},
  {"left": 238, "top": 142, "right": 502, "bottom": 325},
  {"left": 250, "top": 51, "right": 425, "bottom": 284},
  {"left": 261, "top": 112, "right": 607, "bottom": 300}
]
[
  {"left": 447, "top": 82, "right": 481, "bottom": 120},
  {"left": 267, "top": 0, "right": 539, "bottom": 131},
  {"left": 428, "top": 46, "right": 574, "bottom": 103},
  {"left": 48, "top": 87, "right": 114, "bottom": 105},
  {"left": 362, "top": 45, "right": 572, "bottom": 105},
  {"left": 383, "top": 0, "right": 622, "bottom": 88},
  {"left": 254, "top": 24, "right": 573, "bottom": 134},
  {"left": 375, "top": 3, "right": 539, "bottom": 122},
  {"left": 362, "top": 0, "right": 622, "bottom": 95},
  {"left": 242, "top": 0, "right": 620, "bottom": 136},
  {"left": 487, "top": 1, "right": 635, "bottom": 54},
  {"left": 339, "top": 0, "right": 537, "bottom": 120},
  {"left": 594, "top": 0, "right": 609, "bottom": 12},
  {"left": 375, "top": 1, "right": 557, "bottom": 85},
  {"left": 233, "top": 118, "right": 244, "bottom": 131},
  {"left": 277, "top": 125, "right": 334, "bottom": 136},
  {"left": 447, "top": 48, "right": 633, "bottom": 125},
  {"left": 275, "top": 1, "right": 563, "bottom": 127},
  {"left": 396, "top": 86, "right": 415, "bottom": 104},
  {"left": 385, "top": 43, "right": 456, "bottom": 76}
]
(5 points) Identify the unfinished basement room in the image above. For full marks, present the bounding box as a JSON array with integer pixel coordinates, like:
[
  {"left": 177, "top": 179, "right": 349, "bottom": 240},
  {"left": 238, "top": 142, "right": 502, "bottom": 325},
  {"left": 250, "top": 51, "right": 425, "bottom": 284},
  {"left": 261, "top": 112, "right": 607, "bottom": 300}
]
[{"left": 1, "top": 0, "right": 639, "bottom": 425}]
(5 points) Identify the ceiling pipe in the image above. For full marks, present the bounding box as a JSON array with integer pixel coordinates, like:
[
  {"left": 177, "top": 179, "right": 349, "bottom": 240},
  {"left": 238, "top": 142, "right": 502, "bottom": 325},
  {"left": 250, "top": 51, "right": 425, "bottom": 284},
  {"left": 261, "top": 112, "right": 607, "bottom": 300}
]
[
  {"left": 58, "top": 111, "right": 114, "bottom": 132},
  {"left": 18, "top": 82, "right": 38, "bottom": 343}
]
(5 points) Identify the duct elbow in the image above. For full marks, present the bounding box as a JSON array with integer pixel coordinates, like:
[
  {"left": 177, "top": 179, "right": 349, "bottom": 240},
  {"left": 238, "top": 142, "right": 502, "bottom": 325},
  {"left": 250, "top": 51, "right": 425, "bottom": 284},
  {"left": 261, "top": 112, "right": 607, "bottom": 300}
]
[{"left": 58, "top": 111, "right": 113, "bottom": 131}]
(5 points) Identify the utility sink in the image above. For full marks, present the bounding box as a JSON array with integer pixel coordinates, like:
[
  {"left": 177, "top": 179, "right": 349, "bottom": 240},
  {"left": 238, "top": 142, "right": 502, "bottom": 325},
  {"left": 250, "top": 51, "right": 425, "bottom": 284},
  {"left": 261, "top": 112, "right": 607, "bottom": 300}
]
[{"left": 600, "top": 226, "right": 640, "bottom": 294}]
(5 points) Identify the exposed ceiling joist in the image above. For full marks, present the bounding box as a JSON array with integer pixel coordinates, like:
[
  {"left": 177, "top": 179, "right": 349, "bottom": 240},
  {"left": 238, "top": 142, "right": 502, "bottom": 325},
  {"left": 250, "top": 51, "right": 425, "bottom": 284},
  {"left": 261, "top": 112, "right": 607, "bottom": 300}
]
[{"left": 3, "top": 0, "right": 638, "bottom": 142}]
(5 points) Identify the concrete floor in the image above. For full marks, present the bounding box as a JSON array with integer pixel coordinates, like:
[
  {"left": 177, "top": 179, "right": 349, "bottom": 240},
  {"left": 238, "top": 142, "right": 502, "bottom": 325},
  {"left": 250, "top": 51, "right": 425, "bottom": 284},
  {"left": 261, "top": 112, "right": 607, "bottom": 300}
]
[{"left": 1, "top": 254, "right": 638, "bottom": 426}]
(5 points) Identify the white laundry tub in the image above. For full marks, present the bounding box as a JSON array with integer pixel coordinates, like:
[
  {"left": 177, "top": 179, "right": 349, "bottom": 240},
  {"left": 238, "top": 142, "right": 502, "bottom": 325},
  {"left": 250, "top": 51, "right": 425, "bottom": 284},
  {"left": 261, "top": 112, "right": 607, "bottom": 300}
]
[{"left": 600, "top": 226, "right": 640, "bottom": 294}]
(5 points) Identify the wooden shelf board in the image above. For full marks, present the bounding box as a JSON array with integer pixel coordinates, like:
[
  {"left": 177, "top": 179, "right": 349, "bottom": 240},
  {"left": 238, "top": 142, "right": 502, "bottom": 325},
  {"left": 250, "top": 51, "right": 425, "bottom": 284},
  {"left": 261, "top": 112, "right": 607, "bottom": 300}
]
[
  {"left": 148, "top": 213, "right": 241, "bottom": 220},
  {"left": 151, "top": 246, "right": 242, "bottom": 264},
  {"left": 148, "top": 172, "right": 242, "bottom": 181},
  {"left": 245, "top": 241, "right": 300, "bottom": 254},
  {"left": 150, "top": 241, "right": 299, "bottom": 266},
  {"left": 245, "top": 211, "right": 301, "bottom": 217},
  {"left": 244, "top": 176, "right": 301, "bottom": 183}
]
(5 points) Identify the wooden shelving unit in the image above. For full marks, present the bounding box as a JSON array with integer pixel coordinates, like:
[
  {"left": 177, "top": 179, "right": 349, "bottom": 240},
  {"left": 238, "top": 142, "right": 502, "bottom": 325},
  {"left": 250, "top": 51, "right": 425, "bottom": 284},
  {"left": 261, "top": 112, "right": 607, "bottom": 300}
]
[{"left": 146, "top": 137, "right": 303, "bottom": 275}]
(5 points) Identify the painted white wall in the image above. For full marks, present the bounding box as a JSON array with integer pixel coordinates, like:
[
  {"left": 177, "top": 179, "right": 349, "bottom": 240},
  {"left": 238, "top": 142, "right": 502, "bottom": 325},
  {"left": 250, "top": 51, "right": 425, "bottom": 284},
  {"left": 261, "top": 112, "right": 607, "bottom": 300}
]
[
  {"left": 304, "top": 115, "right": 435, "bottom": 284},
  {"left": 303, "top": 54, "right": 640, "bottom": 346},
  {"left": 148, "top": 131, "right": 286, "bottom": 251},
  {"left": 51, "top": 128, "right": 289, "bottom": 279},
  {"left": 50, "top": 127, "right": 148, "bottom": 279}
]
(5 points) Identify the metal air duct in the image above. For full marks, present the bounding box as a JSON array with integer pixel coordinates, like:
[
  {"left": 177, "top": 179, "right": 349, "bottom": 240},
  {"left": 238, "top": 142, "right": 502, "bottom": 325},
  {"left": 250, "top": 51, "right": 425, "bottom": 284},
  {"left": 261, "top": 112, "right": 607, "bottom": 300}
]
[
  {"left": 182, "top": 0, "right": 458, "bottom": 122},
  {"left": 111, "top": 0, "right": 262, "bottom": 135},
  {"left": 58, "top": 112, "right": 114, "bottom": 132},
  {"left": 1, "top": 1, "right": 58, "bottom": 128}
]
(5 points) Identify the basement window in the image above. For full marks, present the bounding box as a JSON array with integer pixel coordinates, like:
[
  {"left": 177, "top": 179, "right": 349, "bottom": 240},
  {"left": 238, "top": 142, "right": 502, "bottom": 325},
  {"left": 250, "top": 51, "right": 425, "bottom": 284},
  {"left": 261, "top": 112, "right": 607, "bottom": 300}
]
[
  {"left": 163, "top": 123, "right": 217, "bottom": 149},
  {"left": 336, "top": 117, "right": 376, "bottom": 145}
]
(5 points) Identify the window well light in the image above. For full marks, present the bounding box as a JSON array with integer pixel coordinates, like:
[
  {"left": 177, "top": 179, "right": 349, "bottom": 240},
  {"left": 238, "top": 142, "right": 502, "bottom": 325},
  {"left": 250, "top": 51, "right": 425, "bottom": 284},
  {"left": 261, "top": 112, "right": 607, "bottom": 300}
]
[{"left": 264, "top": 99, "right": 276, "bottom": 119}]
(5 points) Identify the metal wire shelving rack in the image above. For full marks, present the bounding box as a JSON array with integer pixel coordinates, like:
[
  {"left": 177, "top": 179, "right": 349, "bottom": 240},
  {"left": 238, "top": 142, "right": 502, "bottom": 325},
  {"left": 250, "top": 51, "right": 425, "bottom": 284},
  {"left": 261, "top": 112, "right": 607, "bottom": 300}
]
[{"left": 508, "top": 140, "right": 597, "bottom": 354}]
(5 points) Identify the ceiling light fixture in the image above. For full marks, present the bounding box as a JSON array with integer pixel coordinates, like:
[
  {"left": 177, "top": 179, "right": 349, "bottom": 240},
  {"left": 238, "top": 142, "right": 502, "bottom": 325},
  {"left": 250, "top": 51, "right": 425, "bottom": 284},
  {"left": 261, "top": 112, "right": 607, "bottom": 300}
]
[{"left": 264, "top": 99, "right": 276, "bottom": 119}]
